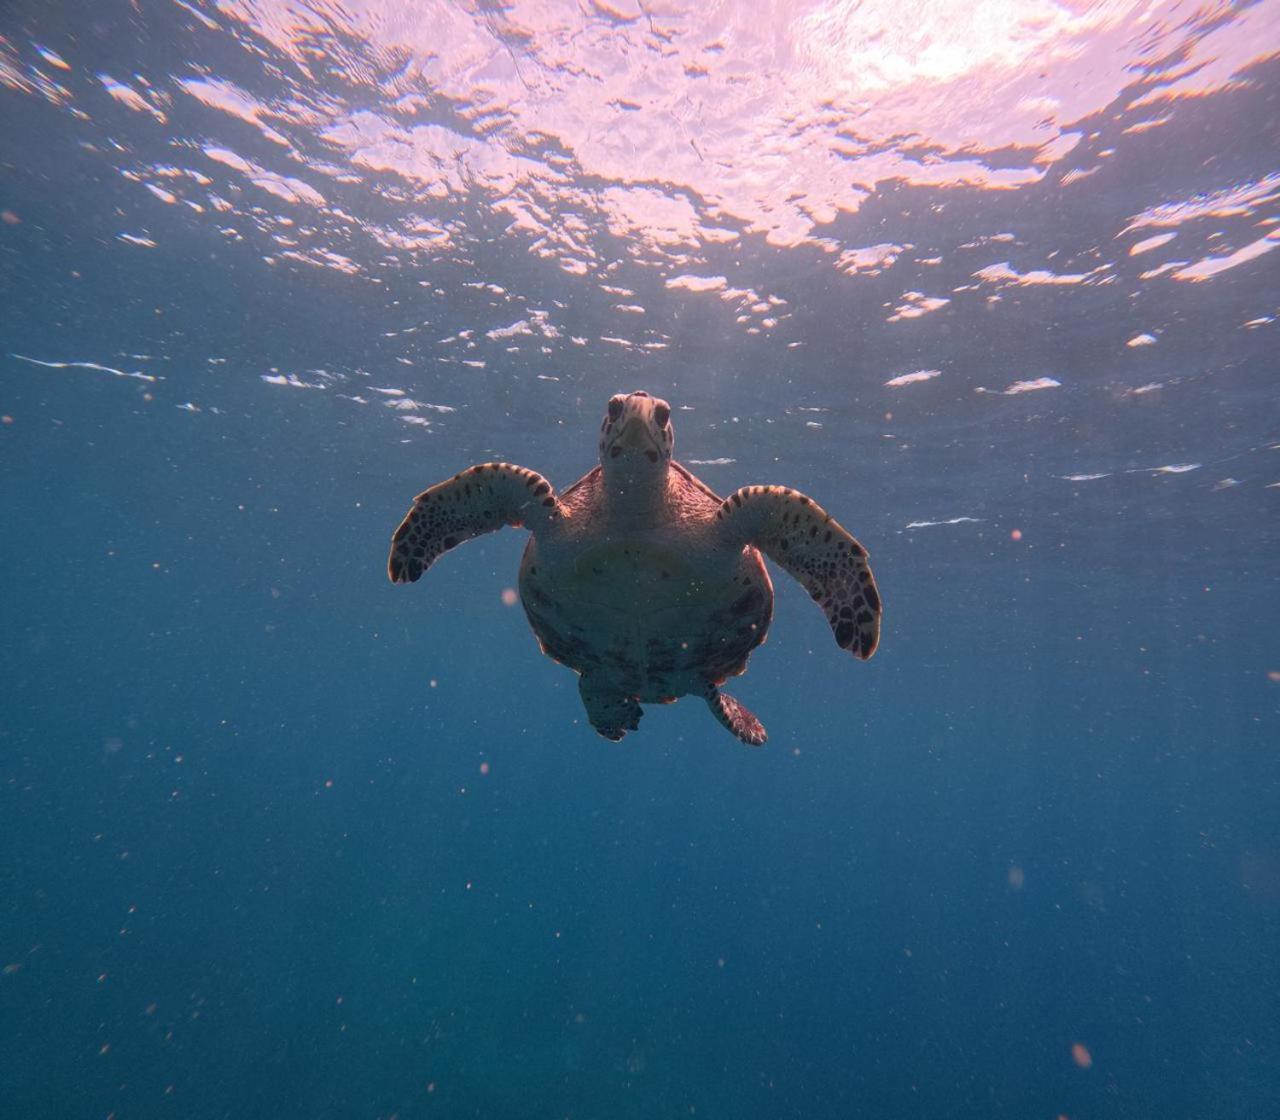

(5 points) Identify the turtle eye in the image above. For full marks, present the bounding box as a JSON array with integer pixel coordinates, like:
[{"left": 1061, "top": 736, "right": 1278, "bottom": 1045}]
[
  {"left": 653, "top": 403, "right": 670, "bottom": 426},
  {"left": 608, "top": 397, "right": 624, "bottom": 421}
]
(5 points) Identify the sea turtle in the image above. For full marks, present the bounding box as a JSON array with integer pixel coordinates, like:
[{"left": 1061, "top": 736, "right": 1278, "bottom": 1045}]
[{"left": 388, "top": 391, "right": 881, "bottom": 746}]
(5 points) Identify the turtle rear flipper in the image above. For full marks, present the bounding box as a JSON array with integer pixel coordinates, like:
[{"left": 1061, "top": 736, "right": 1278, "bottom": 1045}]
[
  {"left": 700, "top": 683, "right": 767, "bottom": 746},
  {"left": 579, "top": 676, "right": 642, "bottom": 742}
]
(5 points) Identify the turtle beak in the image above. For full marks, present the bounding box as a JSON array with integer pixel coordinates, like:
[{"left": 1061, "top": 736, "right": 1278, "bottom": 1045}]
[{"left": 615, "top": 413, "right": 653, "bottom": 449}]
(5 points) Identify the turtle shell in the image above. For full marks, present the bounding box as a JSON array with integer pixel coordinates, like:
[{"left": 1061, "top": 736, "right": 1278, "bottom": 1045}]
[{"left": 516, "top": 463, "right": 774, "bottom": 703}]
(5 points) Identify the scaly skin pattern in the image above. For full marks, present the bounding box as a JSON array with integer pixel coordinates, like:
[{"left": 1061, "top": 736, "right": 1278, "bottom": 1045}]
[
  {"left": 388, "top": 462, "right": 566, "bottom": 584},
  {"left": 714, "top": 485, "right": 881, "bottom": 661}
]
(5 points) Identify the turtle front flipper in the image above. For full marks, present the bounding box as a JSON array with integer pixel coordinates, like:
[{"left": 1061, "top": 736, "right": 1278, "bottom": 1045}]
[
  {"left": 715, "top": 485, "right": 881, "bottom": 660},
  {"left": 389, "top": 462, "right": 567, "bottom": 584},
  {"left": 578, "top": 675, "right": 642, "bottom": 741},
  {"left": 699, "top": 682, "right": 767, "bottom": 746}
]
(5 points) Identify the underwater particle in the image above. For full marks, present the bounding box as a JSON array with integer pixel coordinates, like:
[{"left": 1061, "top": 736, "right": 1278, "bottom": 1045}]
[
  {"left": 479, "top": 761, "right": 490, "bottom": 775},
  {"left": 500, "top": 587, "right": 518, "bottom": 606},
  {"left": 1071, "top": 1042, "right": 1093, "bottom": 1069},
  {"left": 1124, "top": 382, "right": 1162, "bottom": 397},
  {"left": 905, "top": 516, "right": 983, "bottom": 530},
  {"left": 1126, "top": 333, "right": 1157, "bottom": 347},
  {"left": 2, "top": 963, "right": 21, "bottom": 975},
  {"left": 2, "top": 415, "right": 12, "bottom": 424},
  {"left": 1, "top": 210, "right": 19, "bottom": 225},
  {"left": 1267, "top": 670, "right": 1280, "bottom": 683},
  {"left": 1010, "top": 529, "right": 1023, "bottom": 542},
  {"left": 324, "top": 779, "right": 333, "bottom": 789},
  {"left": 1008, "top": 865, "right": 1025, "bottom": 889}
]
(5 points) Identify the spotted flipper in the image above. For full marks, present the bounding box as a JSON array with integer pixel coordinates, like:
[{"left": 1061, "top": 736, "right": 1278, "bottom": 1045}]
[
  {"left": 715, "top": 485, "right": 881, "bottom": 659},
  {"left": 579, "top": 675, "right": 642, "bottom": 742},
  {"left": 699, "top": 681, "right": 767, "bottom": 746},
  {"left": 389, "top": 462, "right": 567, "bottom": 584}
]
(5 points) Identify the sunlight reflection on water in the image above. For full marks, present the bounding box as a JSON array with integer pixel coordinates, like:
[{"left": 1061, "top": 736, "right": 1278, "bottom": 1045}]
[
  {"left": 2, "top": 0, "right": 1278, "bottom": 519},
  {"left": 5, "top": 0, "right": 1275, "bottom": 277}
]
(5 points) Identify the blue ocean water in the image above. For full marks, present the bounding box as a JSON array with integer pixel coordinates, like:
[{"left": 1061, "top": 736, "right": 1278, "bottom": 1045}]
[{"left": 2, "top": 2, "right": 1279, "bottom": 1117}]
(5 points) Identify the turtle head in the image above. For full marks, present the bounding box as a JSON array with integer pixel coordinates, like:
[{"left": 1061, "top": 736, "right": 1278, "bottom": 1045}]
[{"left": 598, "top": 390, "right": 674, "bottom": 481}]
